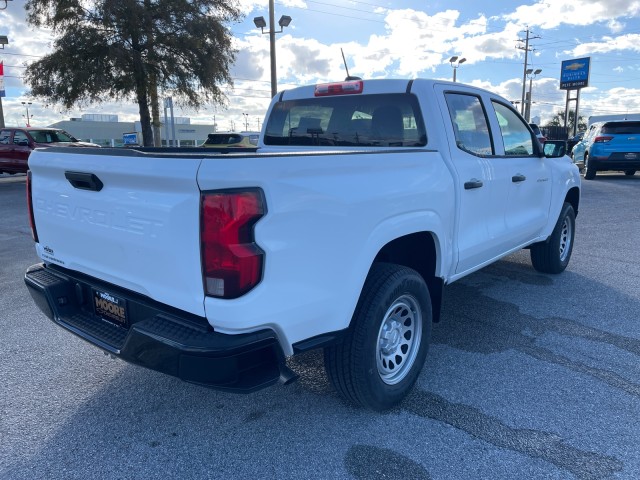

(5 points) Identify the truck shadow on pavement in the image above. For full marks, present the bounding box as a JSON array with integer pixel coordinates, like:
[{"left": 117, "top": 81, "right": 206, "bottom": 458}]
[{"left": 5, "top": 257, "right": 637, "bottom": 480}]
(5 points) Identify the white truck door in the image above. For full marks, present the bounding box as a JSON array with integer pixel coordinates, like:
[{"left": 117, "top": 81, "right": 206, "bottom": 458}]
[
  {"left": 438, "top": 90, "right": 511, "bottom": 274},
  {"left": 488, "top": 101, "right": 553, "bottom": 246}
]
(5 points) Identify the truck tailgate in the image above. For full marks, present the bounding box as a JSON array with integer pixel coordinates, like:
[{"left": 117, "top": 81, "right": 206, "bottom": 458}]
[{"left": 29, "top": 148, "right": 206, "bottom": 316}]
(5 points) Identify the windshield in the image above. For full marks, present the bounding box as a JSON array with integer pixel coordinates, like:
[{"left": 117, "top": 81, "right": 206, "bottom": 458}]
[
  {"left": 264, "top": 93, "right": 427, "bottom": 147},
  {"left": 30, "top": 130, "right": 78, "bottom": 143}
]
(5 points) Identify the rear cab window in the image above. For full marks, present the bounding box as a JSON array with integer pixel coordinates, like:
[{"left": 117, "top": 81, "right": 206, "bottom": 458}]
[{"left": 264, "top": 93, "right": 427, "bottom": 147}]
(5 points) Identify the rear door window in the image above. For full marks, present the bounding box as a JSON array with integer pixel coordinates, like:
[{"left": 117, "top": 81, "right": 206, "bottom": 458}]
[
  {"left": 264, "top": 93, "right": 426, "bottom": 147},
  {"left": 445, "top": 93, "right": 493, "bottom": 156}
]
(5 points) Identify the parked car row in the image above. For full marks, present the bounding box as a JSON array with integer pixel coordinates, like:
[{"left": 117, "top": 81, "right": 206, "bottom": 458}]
[
  {"left": 0, "top": 127, "right": 100, "bottom": 175},
  {"left": 3, "top": 120, "right": 637, "bottom": 183},
  {"left": 567, "top": 131, "right": 584, "bottom": 153}
]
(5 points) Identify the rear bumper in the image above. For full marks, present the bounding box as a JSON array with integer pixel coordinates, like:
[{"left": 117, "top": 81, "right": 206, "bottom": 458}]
[
  {"left": 590, "top": 152, "right": 640, "bottom": 171},
  {"left": 24, "top": 263, "right": 292, "bottom": 393}
]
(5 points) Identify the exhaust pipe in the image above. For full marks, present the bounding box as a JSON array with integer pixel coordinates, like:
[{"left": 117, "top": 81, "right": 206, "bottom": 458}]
[{"left": 279, "top": 364, "right": 299, "bottom": 385}]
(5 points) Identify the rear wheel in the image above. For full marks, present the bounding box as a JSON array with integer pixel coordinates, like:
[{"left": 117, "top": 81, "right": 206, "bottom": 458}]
[
  {"left": 324, "top": 263, "right": 432, "bottom": 411},
  {"left": 530, "top": 202, "right": 575, "bottom": 274},
  {"left": 584, "top": 153, "right": 596, "bottom": 180},
  {"left": 624, "top": 170, "right": 636, "bottom": 176}
]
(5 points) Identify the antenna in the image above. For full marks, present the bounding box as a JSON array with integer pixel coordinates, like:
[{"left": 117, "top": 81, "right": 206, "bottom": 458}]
[
  {"left": 341, "top": 48, "right": 350, "bottom": 78},
  {"left": 341, "top": 49, "right": 361, "bottom": 81}
]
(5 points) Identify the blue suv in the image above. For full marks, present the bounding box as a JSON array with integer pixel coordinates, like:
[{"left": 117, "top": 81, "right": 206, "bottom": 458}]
[{"left": 572, "top": 120, "right": 640, "bottom": 179}]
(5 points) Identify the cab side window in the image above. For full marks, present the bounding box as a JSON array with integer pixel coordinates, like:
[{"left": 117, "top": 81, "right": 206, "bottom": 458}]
[
  {"left": 445, "top": 93, "right": 493, "bottom": 156},
  {"left": 0, "top": 130, "right": 11, "bottom": 145},
  {"left": 492, "top": 102, "right": 535, "bottom": 156},
  {"left": 13, "top": 131, "right": 29, "bottom": 145}
]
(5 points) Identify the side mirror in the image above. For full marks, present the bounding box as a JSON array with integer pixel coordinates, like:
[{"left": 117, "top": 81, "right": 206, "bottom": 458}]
[
  {"left": 543, "top": 140, "right": 566, "bottom": 158},
  {"left": 18, "top": 140, "right": 30, "bottom": 147}
]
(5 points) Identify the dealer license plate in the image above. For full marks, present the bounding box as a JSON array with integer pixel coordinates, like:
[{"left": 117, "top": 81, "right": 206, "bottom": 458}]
[{"left": 92, "top": 288, "right": 128, "bottom": 327}]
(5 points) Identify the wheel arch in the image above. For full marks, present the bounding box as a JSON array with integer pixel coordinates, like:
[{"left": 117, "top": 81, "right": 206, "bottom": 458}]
[
  {"left": 371, "top": 231, "right": 444, "bottom": 323},
  {"left": 565, "top": 186, "right": 580, "bottom": 217}
]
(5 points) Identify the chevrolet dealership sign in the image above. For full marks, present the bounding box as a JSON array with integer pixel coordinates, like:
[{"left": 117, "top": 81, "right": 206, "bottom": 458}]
[{"left": 560, "top": 57, "right": 591, "bottom": 90}]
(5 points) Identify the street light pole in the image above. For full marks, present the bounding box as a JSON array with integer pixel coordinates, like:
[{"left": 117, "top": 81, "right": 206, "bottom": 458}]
[
  {"left": 268, "top": 0, "right": 277, "bottom": 98},
  {"left": 254, "top": 7, "right": 291, "bottom": 98},
  {"left": 242, "top": 113, "right": 249, "bottom": 131},
  {"left": 0, "top": 35, "right": 8, "bottom": 128},
  {"left": 21, "top": 101, "right": 33, "bottom": 127},
  {"left": 449, "top": 56, "right": 466, "bottom": 82},
  {"left": 524, "top": 68, "right": 541, "bottom": 122}
]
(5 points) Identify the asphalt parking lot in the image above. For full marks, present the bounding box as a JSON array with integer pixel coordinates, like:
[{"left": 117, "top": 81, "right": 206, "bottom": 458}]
[{"left": 1, "top": 171, "right": 639, "bottom": 479}]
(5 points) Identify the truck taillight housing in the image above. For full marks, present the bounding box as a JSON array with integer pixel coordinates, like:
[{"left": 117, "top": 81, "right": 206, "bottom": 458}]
[
  {"left": 200, "top": 189, "right": 265, "bottom": 299},
  {"left": 26, "top": 171, "right": 39, "bottom": 243}
]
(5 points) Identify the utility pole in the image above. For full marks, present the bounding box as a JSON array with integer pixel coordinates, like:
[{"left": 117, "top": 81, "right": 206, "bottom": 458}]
[{"left": 516, "top": 28, "right": 540, "bottom": 116}]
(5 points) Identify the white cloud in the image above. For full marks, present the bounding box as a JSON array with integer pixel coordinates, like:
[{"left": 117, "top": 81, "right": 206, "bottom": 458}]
[
  {"left": 567, "top": 33, "right": 640, "bottom": 56},
  {"left": 503, "top": 0, "right": 640, "bottom": 30}
]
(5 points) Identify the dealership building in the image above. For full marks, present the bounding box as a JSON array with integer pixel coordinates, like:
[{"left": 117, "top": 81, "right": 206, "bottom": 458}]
[{"left": 49, "top": 114, "right": 217, "bottom": 147}]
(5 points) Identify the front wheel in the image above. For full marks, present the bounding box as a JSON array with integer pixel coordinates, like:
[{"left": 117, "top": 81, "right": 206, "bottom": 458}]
[
  {"left": 624, "top": 170, "right": 636, "bottom": 176},
  {"left": 324, "top": 263, "right": 432, "bottom": 411},
  {"left": 584, "top": 153, "right": 596, "bottom": 180},
  {"left": 571, "top": 153, "right": 585, "bottom": 174},
  {"left": 530, "top": 202, "right": 576, "bottom": 274}
]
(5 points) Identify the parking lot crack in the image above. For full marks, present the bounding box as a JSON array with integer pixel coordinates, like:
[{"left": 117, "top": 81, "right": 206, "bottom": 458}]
[{"left": 403, "top": 390, "right": 623, "bottom": 480}]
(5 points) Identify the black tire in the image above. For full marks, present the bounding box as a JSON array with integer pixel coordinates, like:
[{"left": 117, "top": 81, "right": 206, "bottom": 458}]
[
  {"left": 624, "top": 170, "right": 636, "bottom": 176},
  {"left": 584, "top": 153, "right": 596, "bottom": 180},
  {"left": 530, "top": 202, "right": 576, "bottom": 274},
  {"left": 324, "top": 263, "right": 432, "bottom": 411}
]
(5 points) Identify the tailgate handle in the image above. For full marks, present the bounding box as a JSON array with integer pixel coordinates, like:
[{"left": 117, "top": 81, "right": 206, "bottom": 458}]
[{"left": 65, "top": 171, "right": 104, "bottom": 192}]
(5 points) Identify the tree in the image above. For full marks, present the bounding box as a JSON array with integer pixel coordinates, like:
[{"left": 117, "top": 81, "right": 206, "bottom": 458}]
[
  {"left": 24, "top": 0, "right": 242, "bottom": 146},
  {"left": 545, "top": 110, "right": 587, "bottom": 132}
]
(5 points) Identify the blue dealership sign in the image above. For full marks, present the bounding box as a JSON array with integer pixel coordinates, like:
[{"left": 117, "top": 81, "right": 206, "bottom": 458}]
[
  {"left": 123, "top": 132, "right": 140, "bottom": 146},
  {"left": 560, "top": 57, "right": 591, "bottom": 90}
]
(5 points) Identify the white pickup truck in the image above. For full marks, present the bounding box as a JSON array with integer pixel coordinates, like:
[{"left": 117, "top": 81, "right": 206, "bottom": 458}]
[{"left": 24, "top": 79, "right": 580, "bottom": 410}]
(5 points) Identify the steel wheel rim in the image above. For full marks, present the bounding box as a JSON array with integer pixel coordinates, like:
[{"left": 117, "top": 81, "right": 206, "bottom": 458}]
[
  {"left": 376, "top": 294, "right": 422, "bottom": 385},
  {"left": 559, "top": 215, "right": 572, "bottom": 262}
]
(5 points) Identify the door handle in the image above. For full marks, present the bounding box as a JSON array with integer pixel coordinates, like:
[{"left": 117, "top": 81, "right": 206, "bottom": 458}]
[
  {"left": 464, "top": 179, "right": 483, "bottom": 190},
  {"left": 512, "top": 174, "right": 526, "bottom": 183}
]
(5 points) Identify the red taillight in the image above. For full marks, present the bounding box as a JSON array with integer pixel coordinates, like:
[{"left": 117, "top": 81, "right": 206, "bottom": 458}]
[
  {"left": 314, "top": 80, "right": 364, "bottom": 96},
  {"left": 594, "top": 136, "right": 613, "bottom": 143},
  {"left": 26, "top": 171, "right": 39, "bottom": 243},
  {"left": 200, "top": 189, "right": 265, "bottom": 299}
]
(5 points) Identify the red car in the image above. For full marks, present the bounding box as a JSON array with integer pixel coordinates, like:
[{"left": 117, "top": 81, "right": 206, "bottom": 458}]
[{"left": 0, "top": 127, "right": 100, "bottom": 175}]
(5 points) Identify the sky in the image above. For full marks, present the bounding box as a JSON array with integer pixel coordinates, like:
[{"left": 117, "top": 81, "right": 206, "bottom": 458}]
[{"left": 1, "top": 0, "right": 640, "bottom": 132}]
